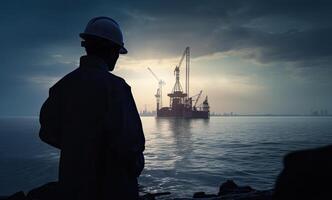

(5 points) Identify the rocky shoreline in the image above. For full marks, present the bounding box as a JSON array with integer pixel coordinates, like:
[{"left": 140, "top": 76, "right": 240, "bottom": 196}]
[
  {"left": 139, "top": 180, "right": 273, "bottom": 200},
  {"left": 1, "top": 180, "right": 273, "bottom": 200}
]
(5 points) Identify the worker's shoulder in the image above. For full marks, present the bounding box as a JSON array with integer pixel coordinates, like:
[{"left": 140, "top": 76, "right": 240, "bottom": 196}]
[
  {"left": 106, "top": 72, "right": 131, "bottom": 90},
  {"left": 49, "top": 68, "right": 131, "bottom": 93},
  {"left": 48, "top": 68, "right": 79, "bottom": 91}
]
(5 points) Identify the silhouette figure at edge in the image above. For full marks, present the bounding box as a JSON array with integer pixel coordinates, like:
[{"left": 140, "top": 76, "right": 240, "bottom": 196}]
[
  {"left": 273, "top": 144, "right": 332, "bottom": 200},
  {"left": 38, "top": 17, "right": 145, "bottom": 200}
]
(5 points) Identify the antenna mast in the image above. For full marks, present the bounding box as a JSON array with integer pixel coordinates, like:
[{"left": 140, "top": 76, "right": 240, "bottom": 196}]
[{"left": 186, "top": 47, "right": 190, "bottom": 101}]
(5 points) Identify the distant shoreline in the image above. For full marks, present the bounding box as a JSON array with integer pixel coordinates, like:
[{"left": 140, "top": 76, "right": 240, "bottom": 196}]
[
  {"left": 209, "top": 114, "right": 332, "bottom": 117},
  {"left": 139, "top": 114, "right": 332, "bottom": 117},
  {"left": 1, "top": 115, "right": 331, "bottom": 118}
]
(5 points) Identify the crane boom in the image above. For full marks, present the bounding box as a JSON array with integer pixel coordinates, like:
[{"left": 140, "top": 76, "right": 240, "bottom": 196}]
[
  {"left": 147, "top": 67, "right": 166, "bottom": 109},
  {"left": 177, "top": 47, "right": 187, "bottom": 70},
  {"left": 194, "top": 90, "right": 203, "bottom": 107},
  {"left": 175, "top": 47, "right": 189, "bottom": 74},
  {"left": 148, "top": 67, "right": 160, "bottom": 82}
]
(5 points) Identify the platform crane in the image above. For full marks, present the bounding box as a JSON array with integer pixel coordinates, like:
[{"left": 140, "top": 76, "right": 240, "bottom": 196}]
[
  {"left": 148, "top": 67, "right": 165, "bottom": 111},
  {"left": 168, "top": 47, "right": 190, "bottom": 109},
  {"left": 193, "top": 90, "right": 203, "bottom": 109},
  {"left": 197, "top": 96, "right": 210, "bottom": 112},
  {"left": 172, "top": 47, "right": 190, "bottom": 97},
  {"left": 188, "top": 90, "right": 203, "bottom": 110}
]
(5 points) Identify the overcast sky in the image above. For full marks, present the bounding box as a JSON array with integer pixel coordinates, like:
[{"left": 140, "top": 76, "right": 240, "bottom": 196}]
[{"left": 0, "top": 0, "right": 332, "bottom": 116}]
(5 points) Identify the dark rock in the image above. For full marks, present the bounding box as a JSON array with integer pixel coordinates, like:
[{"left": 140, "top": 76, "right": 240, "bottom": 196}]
[
  {"left": 193, "top": 191, "right": 218, "bottom": 198},
  {"left": 222, "top": 190, "right": 273, "bottom": 200},
  {"left": 174, "top": 180, "right": 272, "bottom": 200},
  {"left": 273, "top": 145, "right": 332, "bottom": 200},
  {"left": 219, "top": 180, "right": 238, "bottom": 195},
  {"left": 218, "top": 180, "right": 254, "bottom": 196},
  {"left": 139, "top": 192, "right": 171, "bottom": 200}
]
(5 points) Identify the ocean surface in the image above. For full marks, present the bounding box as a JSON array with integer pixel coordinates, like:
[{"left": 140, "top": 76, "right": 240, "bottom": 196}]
[{"left": 0, "top": 116, "right": 332, "bottom": 197}]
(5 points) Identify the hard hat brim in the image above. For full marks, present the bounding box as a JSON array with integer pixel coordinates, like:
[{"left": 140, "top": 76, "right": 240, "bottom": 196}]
[
  {"left": 119, "top": 46, "right": 128, "bottom": 54},
  {"left": 79, "top": 33, "right": 128, "bottom": 54}
]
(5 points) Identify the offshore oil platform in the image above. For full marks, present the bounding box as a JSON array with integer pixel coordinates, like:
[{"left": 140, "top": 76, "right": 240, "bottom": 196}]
[{"left": 148, "top": 47, "right": 210, "bottom": 118}]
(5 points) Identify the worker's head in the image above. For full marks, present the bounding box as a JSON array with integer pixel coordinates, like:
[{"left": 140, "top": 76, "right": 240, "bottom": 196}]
[
  {"left": 80, "top": 17, "right": 127, "bottom": 71},
  {"left": 81, "top": 35, "right": 120, "bottom": 71}
]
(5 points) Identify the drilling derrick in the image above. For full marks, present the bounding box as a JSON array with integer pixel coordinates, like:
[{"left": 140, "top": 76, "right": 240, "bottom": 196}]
[
  {"left": 155, "top": 47, "right": 210, "bottom": 118},
  {"left": 167, "top": 47, "right": 189, "bottom": 112}
]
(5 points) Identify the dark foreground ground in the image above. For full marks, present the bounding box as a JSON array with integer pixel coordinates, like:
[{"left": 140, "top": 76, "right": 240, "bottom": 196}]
[
  {"left": 1, "top": 180, "right": 273, "bottom": 200},
  {"left": 140, "top": 180, "right": 273, "bottom": 200}
]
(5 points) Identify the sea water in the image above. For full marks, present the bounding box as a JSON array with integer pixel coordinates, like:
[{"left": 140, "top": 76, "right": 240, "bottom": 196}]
[{"left": 1, "top": 116, "right": 332, "bottom": 197}]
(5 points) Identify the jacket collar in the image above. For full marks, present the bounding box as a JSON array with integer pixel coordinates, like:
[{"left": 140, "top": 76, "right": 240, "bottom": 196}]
[{"left": 79, "top": 55, "right": 109, "bottom": 71}]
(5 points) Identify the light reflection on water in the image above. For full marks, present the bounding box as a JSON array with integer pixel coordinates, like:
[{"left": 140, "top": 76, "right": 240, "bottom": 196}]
[
  {"left": 1, "top": 116, "right": 332, "bottom": 197},
  {"left": 139, "top": 117, "right": 332, "bottom": 197}
]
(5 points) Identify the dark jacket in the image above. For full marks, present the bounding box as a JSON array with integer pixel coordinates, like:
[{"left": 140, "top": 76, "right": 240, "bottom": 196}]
[{"left": 39, "top": 55, "right": 145, "bottom": 200}]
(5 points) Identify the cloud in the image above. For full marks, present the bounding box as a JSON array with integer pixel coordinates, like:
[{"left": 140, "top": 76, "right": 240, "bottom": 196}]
[
  {"left": 2, "top": 0, "right": 332, "bottom": 66},
  {"left": 27, "top": 75, "right": 61, "bottom": 89},
  {"left": 1, "top": 0, "right": 332, "bottom": 115}
]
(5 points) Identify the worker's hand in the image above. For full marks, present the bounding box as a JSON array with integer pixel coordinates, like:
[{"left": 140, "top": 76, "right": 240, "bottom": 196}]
[{"left": 125, "top": 152, "right": 144, "bottom": 178}]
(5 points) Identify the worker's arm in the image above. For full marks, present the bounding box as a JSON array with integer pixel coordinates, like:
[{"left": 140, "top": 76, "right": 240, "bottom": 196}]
[
  {"left": 39, "top": 86, "right": 62, "bottom": 149},
  {"left": 105, "top": 81, "right": 145, "bottom": 177},
  {"left": 126, "top": 88, "right": 145, "bottom": 177}
]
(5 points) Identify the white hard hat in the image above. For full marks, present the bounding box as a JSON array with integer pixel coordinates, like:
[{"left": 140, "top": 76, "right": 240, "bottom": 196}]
[{"left": 80, "top": 16, "right": 127, "bottom": 54}]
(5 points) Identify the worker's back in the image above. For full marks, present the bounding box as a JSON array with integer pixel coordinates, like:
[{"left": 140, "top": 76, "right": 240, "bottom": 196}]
[{"left": 39, "top": 55, "right": 145, "bottom": 200}]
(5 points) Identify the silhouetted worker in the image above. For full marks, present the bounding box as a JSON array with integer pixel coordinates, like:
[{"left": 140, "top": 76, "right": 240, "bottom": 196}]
[{"left": 39, "top": 16, "right": 145, "bottom": 200}]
